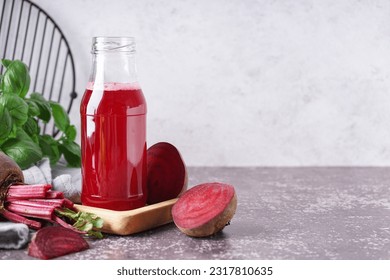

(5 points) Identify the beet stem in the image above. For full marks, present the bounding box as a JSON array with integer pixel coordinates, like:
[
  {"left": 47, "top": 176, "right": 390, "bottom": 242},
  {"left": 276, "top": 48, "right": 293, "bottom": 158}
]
[
  {"left": 28, "top": 199, "right": 65, "bottom": 207},
  {"left": 1, "top": 208, "right": 42, "bottom": 229},
  {"left": 7, "top": 200, "right": 61, "bottom": 209},
  {"left": 45, "top": 191, "right": 64, "bottom": 199},
  {"left": 63, "top": 198, "right": 74, "bottom": 208},
  {"left": 6, "top": 203, "right": 55, "bottom": 220},
  {"left": 8, "top": 184, "right": 52, "bottom": 190},
  {"left": 6, "top": 184, "right": 52, "bottom": 200}
]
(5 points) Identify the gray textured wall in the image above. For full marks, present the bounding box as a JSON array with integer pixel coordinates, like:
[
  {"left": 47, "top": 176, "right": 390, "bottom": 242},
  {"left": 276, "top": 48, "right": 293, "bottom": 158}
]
[{"left": 31, "top": 0, "right": 390, "bottom": 166}]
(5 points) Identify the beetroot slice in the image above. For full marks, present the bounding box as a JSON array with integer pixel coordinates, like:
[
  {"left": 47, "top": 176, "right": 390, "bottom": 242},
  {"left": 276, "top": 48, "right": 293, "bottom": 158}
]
[
  {"left": 147, "top": 142, "right": 187, "bottom": 204},
  {"left": 172, "top": 182, "right": 237, "bottom": 237},
  {"left": 28, "top": 226, "right": 89, "bottom": 259}
]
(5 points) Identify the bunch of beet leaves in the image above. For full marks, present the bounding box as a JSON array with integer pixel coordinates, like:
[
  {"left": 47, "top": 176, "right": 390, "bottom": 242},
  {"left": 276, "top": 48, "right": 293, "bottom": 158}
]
[{"left": 0, "top": 151, "right": 103, "bottom": 238}]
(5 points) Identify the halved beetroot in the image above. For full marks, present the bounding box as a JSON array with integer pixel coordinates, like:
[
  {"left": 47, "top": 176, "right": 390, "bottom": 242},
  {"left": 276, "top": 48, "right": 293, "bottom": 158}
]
[
  {"left": 28, "top": 226, "right": 89, "bottom": 259},
  {"left": 172, "top": 182, "right": 237, "bottom": 237},
  {"left": 147, "top": 142, "right": 187, "bottom": 204}
]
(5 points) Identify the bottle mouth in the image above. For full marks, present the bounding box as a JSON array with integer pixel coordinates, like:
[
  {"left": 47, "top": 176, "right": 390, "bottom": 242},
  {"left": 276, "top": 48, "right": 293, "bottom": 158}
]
[{"left": 92, "top": 37, "right": 136, "bottom": 53}]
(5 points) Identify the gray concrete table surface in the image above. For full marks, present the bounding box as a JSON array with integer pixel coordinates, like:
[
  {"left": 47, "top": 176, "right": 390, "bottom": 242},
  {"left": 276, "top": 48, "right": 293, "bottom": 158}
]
[{"left": 1, "top": 167, "right": 390, "bottom": 260}]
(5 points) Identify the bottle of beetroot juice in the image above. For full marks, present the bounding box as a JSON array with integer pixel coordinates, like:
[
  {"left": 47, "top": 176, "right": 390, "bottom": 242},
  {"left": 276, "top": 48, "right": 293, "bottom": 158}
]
[{"left": 80, "top": 37, "right": 147, "bottom": 210}]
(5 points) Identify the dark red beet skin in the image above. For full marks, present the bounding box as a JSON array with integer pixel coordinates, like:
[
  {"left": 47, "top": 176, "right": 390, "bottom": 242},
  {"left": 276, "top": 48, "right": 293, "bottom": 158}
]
[
  {"left": 172, "top": 182, "right": 237, "bottom": 237},
  {"left": 28, "top": 226, "right": 89, "bottom": 259},
  {"left": 147, "top": 142, "right": 187, "bottom": 204},
  {"left": 0, "top": 151, "right": 24, "bottom": 189}
]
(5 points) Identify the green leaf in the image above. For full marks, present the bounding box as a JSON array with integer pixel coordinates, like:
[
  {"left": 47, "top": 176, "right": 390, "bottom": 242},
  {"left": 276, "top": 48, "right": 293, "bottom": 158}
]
[
  {"left": 59, "top": 140, "right": 81, "bottom": 167},
  {"left": 38, "top": 134, "right": 60, "bottom": 165},
  {"left": 1, "top": 60, "right": 30, "bottom": 98},
  {"left": 9, "top": 124, "right": 18, "bottom": 139},
  {"left": 30, "top": 134, "right": 39, "bottom": 144},
  {"left": 22, "top": 117, "right": 39, "bottom": 137},
  {"left": 54, "top": 208, "right": 104, "bottom": 239},
  {"left": 1, "top": 59, "right": 12, "bottom": 68},
  {"left": 55, "top": 208, "right": 82, "bottom": 222},
  {"left": 2, "top": 128, "right": 42, "bottom": 169},
  {"left": 87, "top": 231, "right": 104, "bottom": 239},
  {"left": 0, "top": 94, "right": 28, "bottom": 126},
  {"left": 0, "top": 103, "right": 13, "bottom": 141},
  {"left": 50, "top": 102, "right": 70, "bottom": 132},
  {"left": 65, "top": 125, "right": 77, "bottom": 141},
  {"left": 25, "top": 99, "right": 40, "bottom": 117},
  {"left": 29, "top": 93, "right": 51, "bottom": 122},
  {"left": 73, "top": 216, "right": 93, "bottom": 232}
]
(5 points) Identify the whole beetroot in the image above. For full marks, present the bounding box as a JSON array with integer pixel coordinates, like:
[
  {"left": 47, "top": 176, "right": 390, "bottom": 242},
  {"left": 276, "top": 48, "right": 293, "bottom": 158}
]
[
  {"left": 147, "top": 142, "right": 187, "bottom": 204},
  {"left": 0, "top": 151, "right": 24, "bottom": 189}
]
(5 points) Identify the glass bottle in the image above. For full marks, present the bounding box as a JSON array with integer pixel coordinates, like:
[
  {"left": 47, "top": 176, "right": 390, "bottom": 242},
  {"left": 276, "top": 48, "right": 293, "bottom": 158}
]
[{"left": 80, "top": 37, "right": 147, "bottom": 210}]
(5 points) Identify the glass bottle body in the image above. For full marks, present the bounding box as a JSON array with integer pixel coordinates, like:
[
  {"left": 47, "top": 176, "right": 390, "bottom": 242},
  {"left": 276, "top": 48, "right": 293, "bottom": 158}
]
[{"left": 80, "top": 37, "right": 147, "bottom": 210}]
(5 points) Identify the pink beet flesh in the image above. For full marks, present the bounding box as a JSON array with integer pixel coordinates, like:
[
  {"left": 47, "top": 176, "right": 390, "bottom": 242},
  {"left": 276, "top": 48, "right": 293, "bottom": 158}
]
[
  {"left": 28, "top": 226, "right": 89, "bottom": 259},
  {"left": 172, "top": 182, "right": 235, "bottom": 230}
]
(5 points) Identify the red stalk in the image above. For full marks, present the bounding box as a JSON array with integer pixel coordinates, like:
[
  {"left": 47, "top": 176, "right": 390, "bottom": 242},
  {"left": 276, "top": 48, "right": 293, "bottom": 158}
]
[
  {"left": 6, "top": 203, "right": 55, "bottom": 220},
  {"left": 28, "top": 198, "right": 73, "bottom": 208},
  {"left": 6, "top": 184, "right": 52, "bottom": 200},
  {"left": 7, "top": 199, "right": 61, "bottom": 209},
  {"left": 28, "top": 199, "right": 65, "bottom": 207},
  {"left": 45, "top": 191, "right": 64, "bottom": 199},
  {"left": 8, "top": 184, "right": 51, "bottom": 191},
  {"left": 63, "top": 198, "right": 74, "bottom": 208},
  {"left": 1, "top": 208, "right": 42, "bottom": 229}
]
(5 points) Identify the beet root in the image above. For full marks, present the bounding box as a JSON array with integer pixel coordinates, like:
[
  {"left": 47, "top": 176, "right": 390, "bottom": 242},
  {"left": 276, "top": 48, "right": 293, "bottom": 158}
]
[
  {"left": 147, "top": 142, "right": 187, "bottom": 204},
  {"left": 0, "top": 151, "right": 24, "bottom": 189},
  {"left": 0, "top": 151, "right": 24, "bottom": 213},
  {"left": 28, "top": 226, "right": 89, "bottom": 259},
  {"left": 172, "top": 182, "right": 237, "bottom": 237}
]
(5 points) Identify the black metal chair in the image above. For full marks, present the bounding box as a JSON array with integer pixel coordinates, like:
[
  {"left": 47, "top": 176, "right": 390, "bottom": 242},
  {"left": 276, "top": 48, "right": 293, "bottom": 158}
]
[{"left": 0, "top": 0, "right": 78, "bottom": 135}]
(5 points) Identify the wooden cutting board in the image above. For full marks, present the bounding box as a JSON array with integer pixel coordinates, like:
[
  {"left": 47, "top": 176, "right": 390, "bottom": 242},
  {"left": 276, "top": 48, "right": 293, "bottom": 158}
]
[{"left": 74, "top": 198, "right": 178, "bottom": 236}]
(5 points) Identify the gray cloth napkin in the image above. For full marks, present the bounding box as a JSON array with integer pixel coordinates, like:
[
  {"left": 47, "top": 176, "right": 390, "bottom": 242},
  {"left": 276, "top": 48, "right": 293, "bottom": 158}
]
[
  {"left": 0, "top": 222, "right": 30, "bottom": 249},
  {"left": 22, "top": 158, "right": 82, "bottom": 203}
]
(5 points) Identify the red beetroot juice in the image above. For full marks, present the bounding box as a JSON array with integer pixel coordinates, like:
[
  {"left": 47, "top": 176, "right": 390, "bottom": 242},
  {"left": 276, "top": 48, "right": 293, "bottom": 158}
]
[{"left": 80, "top": 83, "right": 147, "bottom": 210}]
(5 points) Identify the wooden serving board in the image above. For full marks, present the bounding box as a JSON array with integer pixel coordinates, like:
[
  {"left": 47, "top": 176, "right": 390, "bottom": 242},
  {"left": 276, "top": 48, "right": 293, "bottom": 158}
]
[{"left": 74, "top": 198, "right": 178, "bottom": 236}]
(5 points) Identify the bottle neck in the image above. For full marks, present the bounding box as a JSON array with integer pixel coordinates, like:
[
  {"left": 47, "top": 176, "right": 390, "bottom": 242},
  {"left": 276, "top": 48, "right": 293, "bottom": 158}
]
[
  {"left": 89, "top": 52, "right": 138, "bottom": 88},
  {"left": 88, "top": 37, "right": 138, "bottom": 89}
]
